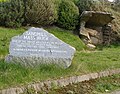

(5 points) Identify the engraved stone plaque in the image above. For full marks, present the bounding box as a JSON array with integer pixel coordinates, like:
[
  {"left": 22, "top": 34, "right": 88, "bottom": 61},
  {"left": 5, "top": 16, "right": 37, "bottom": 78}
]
[{"left": 5, "top": 27, "right": 76, "bottom": 68}]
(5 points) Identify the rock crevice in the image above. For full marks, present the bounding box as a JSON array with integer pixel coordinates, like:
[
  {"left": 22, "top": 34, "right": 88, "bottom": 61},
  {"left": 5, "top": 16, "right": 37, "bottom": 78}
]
[{"left": 79, "top": 11, "right": 114, "bottom": 47}]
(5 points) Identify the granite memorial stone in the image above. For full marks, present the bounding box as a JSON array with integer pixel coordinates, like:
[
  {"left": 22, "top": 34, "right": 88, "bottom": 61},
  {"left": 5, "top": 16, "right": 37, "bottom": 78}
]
[{"left": 5, "top": 27, "right": 76, "bottom": 68}]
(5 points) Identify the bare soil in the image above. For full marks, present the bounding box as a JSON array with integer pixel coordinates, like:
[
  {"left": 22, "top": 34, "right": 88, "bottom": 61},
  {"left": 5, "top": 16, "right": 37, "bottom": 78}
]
[{"left": 47, "top": 75, "right": 120, "bottom": 94}]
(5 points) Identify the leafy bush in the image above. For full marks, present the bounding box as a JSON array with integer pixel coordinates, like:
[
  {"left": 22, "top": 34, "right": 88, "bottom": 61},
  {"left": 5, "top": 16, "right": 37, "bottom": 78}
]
[
  {"left": 77, "top": 0, "right": 104, "bottom": 13},
  {"left": 57, "top": 0, "right": 79, "bottom": 30},
  {"left": 0, "top": 0, "right": 24, "bottom": 28},
  {"left": 52, "top": 0, "right": 61, "bottom": 9},
  {"left": 25, "top": 0, "right": 57, "bottom": 26},
  {"left": 0, "top": 0, "right": 57, "bottom": 27},
  {"left": 51, "top": 0, "right": 61, "bottom": 16},
  {"left": 112, "top": 2, "right": 120, "bottom": 12}
]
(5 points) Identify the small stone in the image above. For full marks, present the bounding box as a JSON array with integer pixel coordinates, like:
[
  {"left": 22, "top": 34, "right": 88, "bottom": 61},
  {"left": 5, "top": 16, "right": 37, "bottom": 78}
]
[
  {"left": 80, "top": 11, "right": 114, "bottom": 45},
  {"left": 67, "top": 90, "right": 74, "bottom": 94},
  {"left": 105, "top": 89, "right": 109, "bottom": 92},
  {"left": 86, "top": 44, "right": 96, "bottom": 50}
]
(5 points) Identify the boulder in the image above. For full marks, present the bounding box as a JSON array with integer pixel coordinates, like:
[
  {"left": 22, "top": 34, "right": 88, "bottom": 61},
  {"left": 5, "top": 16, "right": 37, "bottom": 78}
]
[
  {"left": 80, "top": 11, "right": 114, "bottom": 27},
  {"left": 5, "top": 27, "right": 76, "bottom": 68},
  {"left": 80, "top": 11, "right": 114, "bottom": 45}
]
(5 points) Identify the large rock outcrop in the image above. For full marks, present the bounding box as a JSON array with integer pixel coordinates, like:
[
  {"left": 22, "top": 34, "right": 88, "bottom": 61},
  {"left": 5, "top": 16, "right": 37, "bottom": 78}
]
[{"left": 79, "top": 11, "right": 114, "bottom": 46}]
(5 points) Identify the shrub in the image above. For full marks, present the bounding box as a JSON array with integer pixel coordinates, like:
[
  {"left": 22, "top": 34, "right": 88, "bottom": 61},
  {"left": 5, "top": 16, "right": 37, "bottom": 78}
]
[
  {"left": 0, "top": 0, "right": 24, "bottom": 28},
  {"left": 52, "top": 0, "right": 61, "bottom": 9},
  {"left": 57, "top": 0, "right": 79, "bottom": 30},
  {"left": 112, "top": 2, "right": 120, "bottom": 12},
  {"left": 25, "top": 0, "right": 57, "bottom": 26},
  {"left": 51, "top": 0, "right": 61, "bottom": 16},
  {"left": 77, "top": 0, "right": 105, "bottom": 13}
]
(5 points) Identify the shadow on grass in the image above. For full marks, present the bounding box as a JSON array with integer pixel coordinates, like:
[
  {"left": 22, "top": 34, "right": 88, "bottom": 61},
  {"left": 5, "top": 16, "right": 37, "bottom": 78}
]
[{"left": 96, "top": 43, "right": 120, "bottom": 51}]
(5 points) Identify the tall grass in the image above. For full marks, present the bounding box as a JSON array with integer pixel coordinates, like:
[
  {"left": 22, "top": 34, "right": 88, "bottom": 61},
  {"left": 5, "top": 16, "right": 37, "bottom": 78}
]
[
  {"left": 0, "top": 27, "right": 25, "bottom": 57},
  {"left": 0, "top": 26, "right": 120, "bottom": 89}
]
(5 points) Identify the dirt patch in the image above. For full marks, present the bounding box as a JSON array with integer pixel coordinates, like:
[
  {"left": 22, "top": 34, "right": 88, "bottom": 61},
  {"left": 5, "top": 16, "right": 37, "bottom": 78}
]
[{"left": 48, "top": 75, "right": 120, "bottom": 94}]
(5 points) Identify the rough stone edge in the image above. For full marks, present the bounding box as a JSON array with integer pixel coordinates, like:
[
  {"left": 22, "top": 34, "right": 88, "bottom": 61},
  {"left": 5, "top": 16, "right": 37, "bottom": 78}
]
[
  {"left": 0, "top": 68, "right": 120, "bottom": 94},
  {"left": 5, "top": 55, "right": 72, "bottom": 68}
]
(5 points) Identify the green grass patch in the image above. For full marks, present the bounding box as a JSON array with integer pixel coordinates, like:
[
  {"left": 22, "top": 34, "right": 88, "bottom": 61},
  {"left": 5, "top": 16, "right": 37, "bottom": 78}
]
[
  {"left": 0, "top": 60, "right": 73, "bottom": 89},
  {"left": 46, "top": 27, "right": 86, "bottom": 51},
  {"left": 94, "top": 74, "right": 120, "bottom": 93},
  {"left": 0, "top": 26, "right": 120, "bottom": 89},
  {"left": 0, "top": 27, "right": 25, "bottom": 57},
  {"left": 48, "top": 74, "right": 120, "bottom": 94}
]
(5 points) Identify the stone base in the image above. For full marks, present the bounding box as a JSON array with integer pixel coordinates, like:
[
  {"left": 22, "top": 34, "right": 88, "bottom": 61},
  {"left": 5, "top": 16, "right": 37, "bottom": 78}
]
[{"left": 5, "top": 55, "right": 72, "bottom": 68}]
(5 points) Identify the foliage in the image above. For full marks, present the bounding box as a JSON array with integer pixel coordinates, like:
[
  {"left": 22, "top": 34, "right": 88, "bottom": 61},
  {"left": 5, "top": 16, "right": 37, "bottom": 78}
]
[
  {"left": 107, "top": 9, "right": 120, "bottom": 34},
  {"left": 95, "top": 74, "right": 120, "bottom": 93},
  {"left": 25, "top": 0, "right": 57, "bottom": 26},
  {"left": 113, "top": 4, "right": 120, "bottom": 12},
  {"left": 46, "top": 27, "right": 85, "bottom": 51},
  {"left": 112, "top": 0, "right": 120, "bottom": 12},
  {"left": 57, "top": 0, "right": 79, "bottom": 30},
  {"left": 77, "top": 0, "right": 106, "bottom": 13},
  {"left": 48, "top": 74, "right": 120, "bottom": 94},
  {"left": 0, "top": 0, "right": 7, "bottom": 2},
  {"left": 51, "top": 0, "right": 79, "bottom": 28},
  {"left": 111, "top": 1, "right": 120, "bottom": 34},
  {"left": 51, "top": 0, "right": 61, "bottom": 21},
  {"left": 0, "top": 27, "right": 25, "bottom": 57},
  {"left": 0, "top": 27, "right": 120, "bottom": 89},
  {"left": 0, "top": 0, "right": 24, "bottom": 28},
  {"left": 76, "top": 0, "right": 120, "bottom": 35},
  {"left": 0, "top": 0, "right": 57, "bottom": 27},
  {"left": 114, "top": 0, "right": 120, "bottom": 3}
]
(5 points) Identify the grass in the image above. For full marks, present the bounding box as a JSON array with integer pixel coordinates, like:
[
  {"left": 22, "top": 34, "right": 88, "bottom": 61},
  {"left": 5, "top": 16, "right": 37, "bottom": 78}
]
[
  {"left": 94, "top": 74, "right": 120, "bottom": 93},
  {"left": 47, "top": 27, "right": 120, "bottom": 73},
  {"left": 48, "top": 74, "right": 120, "bottom": 94},
  {"left": 0, "top": 26, "right": 120, "bottom": 89},
  {"left": 0, "top": 27, "right": 25, "bottom": 58},
  {"left": 46, "top": 27, "right": 86, "bottom": 51}
]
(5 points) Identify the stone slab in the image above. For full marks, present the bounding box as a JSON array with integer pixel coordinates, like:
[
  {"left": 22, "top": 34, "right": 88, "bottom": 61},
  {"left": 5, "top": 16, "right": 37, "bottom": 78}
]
[{"left": 5, "top": 27, "right": 76, "bottom": 68}]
